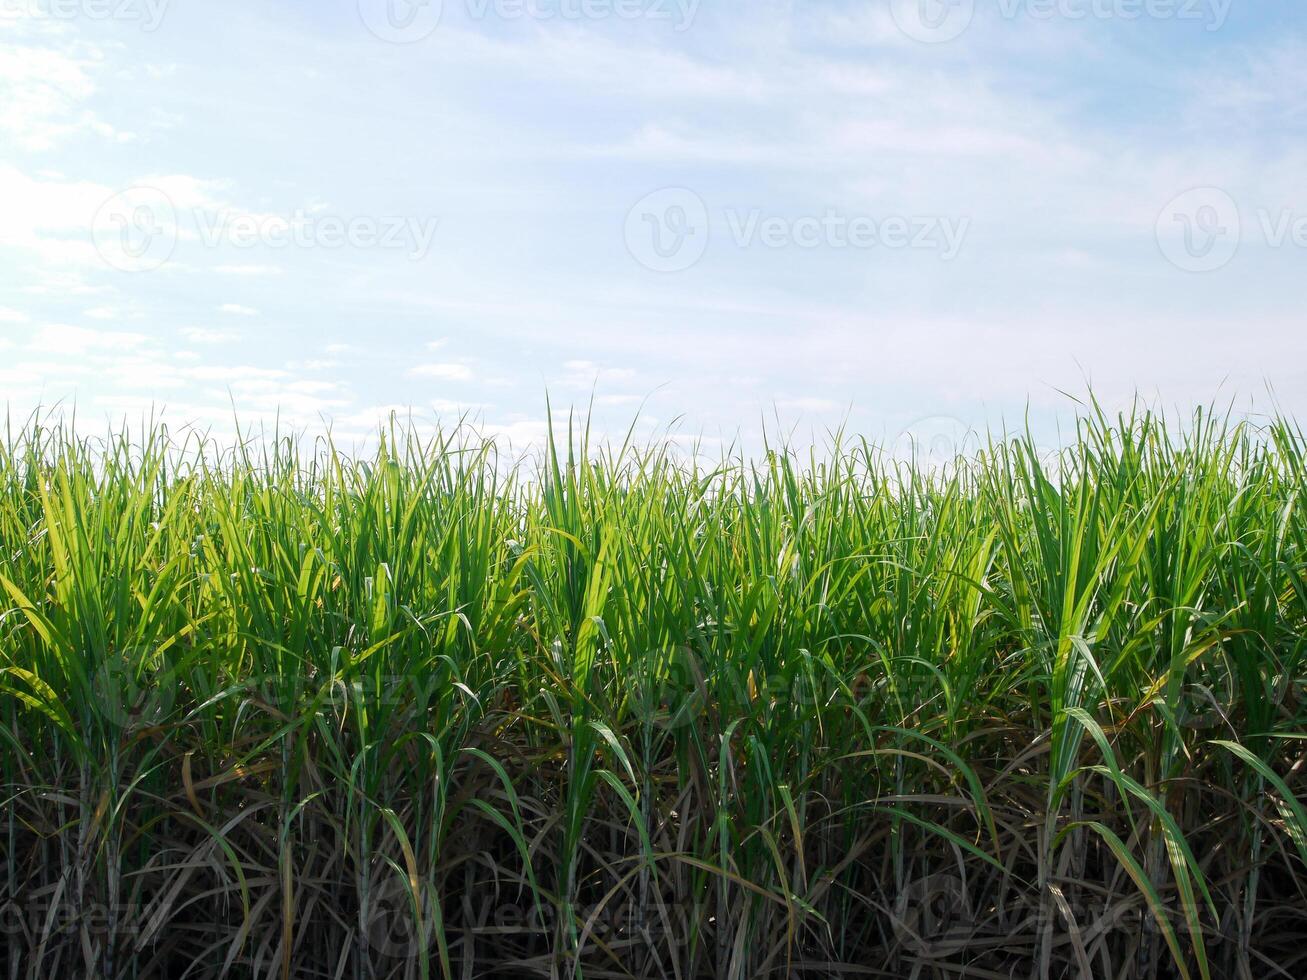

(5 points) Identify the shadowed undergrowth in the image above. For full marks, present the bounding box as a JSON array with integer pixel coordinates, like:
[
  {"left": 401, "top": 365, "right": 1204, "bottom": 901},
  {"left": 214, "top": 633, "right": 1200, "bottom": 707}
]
[{"left": 1, "top": 402, "right": 1305, "bottom": 979}]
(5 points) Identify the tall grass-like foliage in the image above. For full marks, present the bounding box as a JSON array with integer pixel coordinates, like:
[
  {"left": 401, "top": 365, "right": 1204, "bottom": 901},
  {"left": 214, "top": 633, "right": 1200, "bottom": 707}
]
[{"left": 1, "top": 403, "right": 1305, "bottom": 979}]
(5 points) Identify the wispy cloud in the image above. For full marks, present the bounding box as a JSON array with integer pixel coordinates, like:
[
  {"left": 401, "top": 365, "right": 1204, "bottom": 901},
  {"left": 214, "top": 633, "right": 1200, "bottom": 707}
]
[
  {"left": 0, "top": 1, "right": 1303, "bottom": 445},
  {"left": 214, "top": 264, "right": 284, "bottom": 276},
  {"left": 29, "top": 324, "right": 148, "bottom": 355},
  {"left": 181, "top": 327, "right": 238, "bottom": 344},
  {"left": 408, "top": 363, "right": 473, "bottom": 381}
]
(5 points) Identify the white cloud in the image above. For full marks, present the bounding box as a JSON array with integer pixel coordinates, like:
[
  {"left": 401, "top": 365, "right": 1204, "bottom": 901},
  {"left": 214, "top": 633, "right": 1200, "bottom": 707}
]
[
  {"left": 21, "top": 272, "right": 102, "bottom": 296},
  {"left": 29, "top": 324, "right": 147, "bottom": 355},
  {"left": 2, "top": 5, "right": 1304, "bottom": 441},
  {"left": 214, "top": 264, "right": 283, "bottom": 276},
  {"left": 559, "top": 360, "right": 636, "bottom": 388},
  {"left": 145, "top": 174, "right": 233, "bottom": 211},
  {"left": 481, "top": 416, "right": 550, "bottom": 448},
  {"left": 187, "top": 365, "right": 288, "bottom": 382},
  {"left": 431, "top": 398, "right": 487, "bottom": 413},
  {"left": 104, "top": 355, "right": 188, "bottom": 391},
  {"left": 216, "top": 376, "right": 351, "bottom": 417},
  {"left": 0, "top": 164, "right": 114, "bottom": 266},
  {"left": 777, "top": 397, "right": 840, "bottom": 413},
  {"left": 182, "top": 327, "right": 237, "bottom": 344},
  {"left": 408, "top": 363, "right": 473, "bottom": 381},
  {"left": 0, "top": 35, "right": 102, "bottom": 152}
]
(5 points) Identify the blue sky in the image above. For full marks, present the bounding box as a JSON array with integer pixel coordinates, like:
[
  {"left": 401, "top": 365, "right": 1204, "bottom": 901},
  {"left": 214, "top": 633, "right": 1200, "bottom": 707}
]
[{"left": 1, "top": 0, "right": 1305, "bottom": 451}]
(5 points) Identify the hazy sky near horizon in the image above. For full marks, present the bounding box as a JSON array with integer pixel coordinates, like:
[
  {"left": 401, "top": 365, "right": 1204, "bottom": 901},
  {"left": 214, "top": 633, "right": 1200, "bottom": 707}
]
[{"left": 1, "top": 0, "right": 1305, "bottom": 451}]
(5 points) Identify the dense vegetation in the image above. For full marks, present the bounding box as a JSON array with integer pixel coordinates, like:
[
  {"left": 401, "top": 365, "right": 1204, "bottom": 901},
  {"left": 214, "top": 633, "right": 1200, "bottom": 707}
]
[{"left": 1, "top": 403, "right": 1305, "bottom": 979}]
